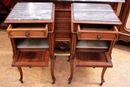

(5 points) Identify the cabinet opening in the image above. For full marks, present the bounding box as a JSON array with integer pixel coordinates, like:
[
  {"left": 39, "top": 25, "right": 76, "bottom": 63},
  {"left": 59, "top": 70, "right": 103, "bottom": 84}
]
[
  {"left": 14, "top": 38, "right": 49, "bottom": 49},
  {"left": 79, "top": 24, "right": 114, "bottom": 31},
  {"left": 10, "top": 23, "right": 47, "bottom": 30},
  {"left": 76, "top": 40, "right": 110, "bottom": 50}
]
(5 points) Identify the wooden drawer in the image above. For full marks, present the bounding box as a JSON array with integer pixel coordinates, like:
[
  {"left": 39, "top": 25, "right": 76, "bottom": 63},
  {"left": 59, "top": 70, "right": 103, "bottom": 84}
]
[
  {"left": 55, "top": 22, "right": 70, "bottom": 29},
  {"left": 55, "top": 29, "right": 70, "bottom": 33},
  {"left": 7, "top": 23, "right": 48, "bottom": 38},
  {"left": 55, "top": 33, "right": 70, "bottom": 38},
  {"left": 77, "top": 24, "right": 118, "bottom": 40},
  {"left": 55, "top": 11, "right": 71, "bottom": 18},
  {"left": 55, "top": 18, "right": 71, "bottom": 23},
  {"left": 55, "top": 2, "right": 63, "bottom": 9},
  {"left": 55, "top": 2, "right": 71, "bottom": 9},
  {"left": 65, "top": 2, "right": 71, "bottom": 9}
]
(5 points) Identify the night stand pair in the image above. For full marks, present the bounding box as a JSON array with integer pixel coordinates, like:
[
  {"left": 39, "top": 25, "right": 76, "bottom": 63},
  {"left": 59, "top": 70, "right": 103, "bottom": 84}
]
[{"left": 4, "top": 2, "right": 121, "bottom": 85}]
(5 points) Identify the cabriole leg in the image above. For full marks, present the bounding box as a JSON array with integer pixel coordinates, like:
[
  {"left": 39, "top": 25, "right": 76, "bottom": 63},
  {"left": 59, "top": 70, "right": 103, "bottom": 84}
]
[
  {"left": 100, "top": 67, "right": 107, "bottom": 86},
  {"left": 17, "top": 67, "right": 23, "bottom": 83},
  {"left": 50, "top": 55, "right": 56, "bottom": 84},
  {"left": 68, "top": 55, "right": 74, "bottom": 84}
]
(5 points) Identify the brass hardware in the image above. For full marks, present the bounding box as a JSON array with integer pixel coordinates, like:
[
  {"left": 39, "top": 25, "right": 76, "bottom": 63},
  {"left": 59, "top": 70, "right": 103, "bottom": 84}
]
[
  {"left": 25, "top": 32, "right": 29, "bottom": 37},
  {"left": 97, "top": 34, "right": 101, "bottom": 39}
]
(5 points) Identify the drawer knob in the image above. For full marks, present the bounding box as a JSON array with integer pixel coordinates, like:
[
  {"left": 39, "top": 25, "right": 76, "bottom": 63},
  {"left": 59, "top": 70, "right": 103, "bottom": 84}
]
[
  {"left": 25, "top": 32, "right": 29, "bottom": 37},
  {"left": 97, "top": 34, "right": 101, "bottom": 39}
]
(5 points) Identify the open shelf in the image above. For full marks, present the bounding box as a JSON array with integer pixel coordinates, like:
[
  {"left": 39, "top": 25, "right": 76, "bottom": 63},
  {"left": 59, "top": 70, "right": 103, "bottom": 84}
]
[
  {"left": 54, "top": 49, "right": 70, "bottom": 56},
  {"left": 16, "top": 38, "right": 49, "bottom": 49},
  {"left": 76, "top": 40, "right": 109, "bottom": 49},
  {"left": 76, "top": 52, "right": 112, "bottom": 67},
  {"left": 12, "top": 51, "right": 49, "bottom": 67}
]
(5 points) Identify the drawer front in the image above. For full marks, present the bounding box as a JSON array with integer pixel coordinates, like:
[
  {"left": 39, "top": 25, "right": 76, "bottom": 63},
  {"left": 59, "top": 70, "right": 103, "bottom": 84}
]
[
  {"left": 7, "top": 24, "right": 48, "bottom": 38},
  {"left": 55, "top": 23, "right": 71, "bottom": 30},
  {"left": 55, "top": 18, "right": 71, "bottom": 23},
  {"left": 77, "top": 32, "right": 118, "bottom": 40},
  {"left": 55, "top": 33, "right": 70, "bottom": 38},
  {"left": 8, "top": 31, "right": 47, "bottom": 38},
  {"left": 55, "top": 2, "right": 63, "bottom": 9},
  {"left": 55, "top": 11, "right": 71, "bottom": 18},
  {"left": 55, "top": 2, "right": 71, "bottom": 9},
  {"left": 65, "top": 2, "right": 71, "bottom": 9},
  {"left": 77, "top": 25, "right": 119, "bottom": 40}
]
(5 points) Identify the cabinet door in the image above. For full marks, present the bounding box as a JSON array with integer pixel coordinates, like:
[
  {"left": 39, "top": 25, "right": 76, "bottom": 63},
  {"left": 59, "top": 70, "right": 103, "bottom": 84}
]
[{"left": 119, "top": 0, "right": 130, "bottom": 42}]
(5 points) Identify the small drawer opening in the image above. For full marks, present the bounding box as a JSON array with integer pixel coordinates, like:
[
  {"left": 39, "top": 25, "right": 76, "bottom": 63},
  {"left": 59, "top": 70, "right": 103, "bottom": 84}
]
[
  {"left": 7, "top": 23, "right": 48, "bottom": 38},
  {"left": 79, "top": 24, "right": 114, "bottom": 31},
  {"left": 10, "top": 23, "right": 47, "bottom": 30}
]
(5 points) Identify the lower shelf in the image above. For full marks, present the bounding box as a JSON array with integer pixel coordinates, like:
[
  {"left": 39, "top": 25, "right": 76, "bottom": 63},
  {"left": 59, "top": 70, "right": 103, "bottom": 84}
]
[
  {"left": 12, "top": 51, "right": 49, "bottom": 67},
  {"left": 76, "top": 52, "right": 112, "bottom": 67}
]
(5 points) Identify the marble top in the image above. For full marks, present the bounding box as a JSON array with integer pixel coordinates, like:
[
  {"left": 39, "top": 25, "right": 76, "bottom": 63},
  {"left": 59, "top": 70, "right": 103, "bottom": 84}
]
[
  {"left": 6, "top": 2, "right": 53, "bottom": 21},
  {"left": 73, "top": 3, "right": 121, "bottom": 24}
]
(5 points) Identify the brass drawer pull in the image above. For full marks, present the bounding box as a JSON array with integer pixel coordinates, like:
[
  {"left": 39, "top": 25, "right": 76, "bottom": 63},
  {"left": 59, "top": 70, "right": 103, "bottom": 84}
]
[
  {"left": 97, "top": 34, "right": 101, "bottom": 39},
  {"left": 25, "top": 32, "right": 29, "bottom": 37}
]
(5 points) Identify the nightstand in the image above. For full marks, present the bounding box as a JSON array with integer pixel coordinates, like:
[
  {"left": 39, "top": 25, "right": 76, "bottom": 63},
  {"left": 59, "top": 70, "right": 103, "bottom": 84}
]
[
  {"left": 4, "top": 2, "right": 56, "bottom": 83},
  {"left": 70, "top": 3, "right": 122, "bottom": 85}
]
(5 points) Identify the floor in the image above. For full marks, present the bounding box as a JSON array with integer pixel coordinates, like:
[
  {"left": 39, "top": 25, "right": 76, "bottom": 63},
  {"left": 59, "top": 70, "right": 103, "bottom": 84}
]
[{"left": 0, "top": 15, "right": 130, "bottom": 87}]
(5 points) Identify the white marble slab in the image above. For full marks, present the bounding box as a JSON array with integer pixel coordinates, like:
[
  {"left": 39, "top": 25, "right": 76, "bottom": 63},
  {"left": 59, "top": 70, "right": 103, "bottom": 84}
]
[
  {"left": 73, "top": 3, "right": 120, "bottom": 22},
  {"left": 6, "top": 3, "right": 53, "bottom": 20}
]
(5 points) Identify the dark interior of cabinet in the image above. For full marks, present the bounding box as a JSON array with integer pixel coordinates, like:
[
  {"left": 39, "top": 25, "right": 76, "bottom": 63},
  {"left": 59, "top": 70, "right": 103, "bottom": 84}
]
[
  {"left": 79, "top": 24, "right": 114, "bottom": 31},
  {"left": 10, "top": 23, "right": 46, "bottom": 29}
]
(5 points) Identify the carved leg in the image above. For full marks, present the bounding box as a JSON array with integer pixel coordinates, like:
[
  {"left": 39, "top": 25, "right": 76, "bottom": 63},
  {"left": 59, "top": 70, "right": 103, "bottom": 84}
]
[
  {"left": 17, "top": 67, "right": 23, "bottom": 83},
  {"left": 100, "top": 67, "right": 107, "bottom": 86},
  {"left": 50, "top": 55, "right": 56, "bottom": 84},
  {"left": 68, "top": 55, "right": 74, "bottom": 84}
]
